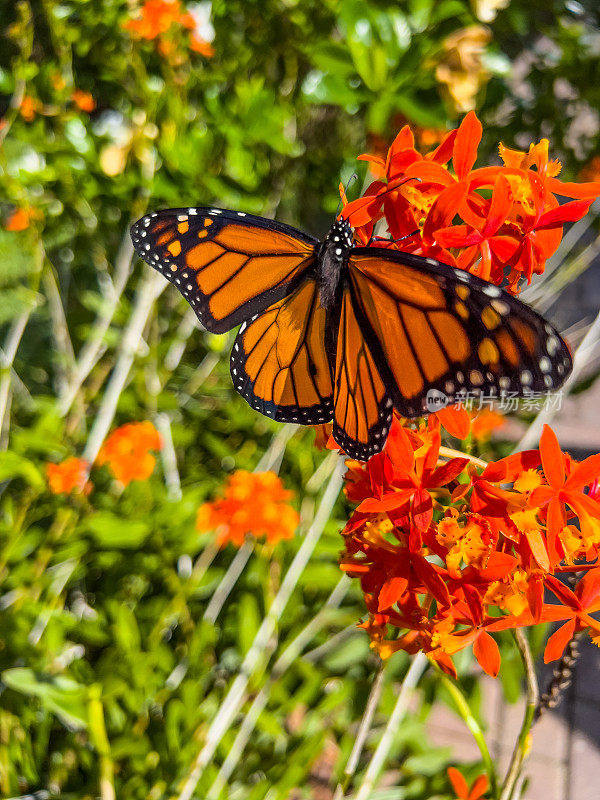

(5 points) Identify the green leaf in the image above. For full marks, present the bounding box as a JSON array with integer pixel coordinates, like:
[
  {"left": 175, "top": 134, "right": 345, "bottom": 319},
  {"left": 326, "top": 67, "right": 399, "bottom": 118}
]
[
  {"left": 0, "top": 285, "right": 40, "bottom": 324},
  {"left": 85, "top": 512, "right": 150, "bottom": 549},
  {"left": 237, "top": 593, "right": 260, "bottom": 656},
  {"left": 0, "top": 228, "right": 41, "bottom": 288},
  {"left": 2, "top": 668, "right": 88, "bottom": 730},
  {"left": 0, "top": 451, "right": 45, "bottom": 488},
  {"left": 307, "top": 42, "right": 356, "bottom": 78},
  {"left": 392, "top": 93, "right": 447, "bottom": 128},
  {"left": 324, "top": 634, "right": 370, "bottom": 672}
]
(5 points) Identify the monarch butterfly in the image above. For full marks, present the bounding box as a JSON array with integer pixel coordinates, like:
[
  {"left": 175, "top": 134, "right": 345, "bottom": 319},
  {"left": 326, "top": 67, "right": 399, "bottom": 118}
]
[{"left": 130, "top": 207, "right": 572, "bottom": 461}]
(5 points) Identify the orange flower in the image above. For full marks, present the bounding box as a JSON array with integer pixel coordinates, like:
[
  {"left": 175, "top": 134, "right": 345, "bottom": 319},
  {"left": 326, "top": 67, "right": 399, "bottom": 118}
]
[
  {"left": 470, "top": 409, "right": 505, "bottom": 441},
  {"left": 124, "top": 0, "right": 188, "bottom": 38},
  {"left": 448, "top": 767, "right": 489, "bottom": 800},
  {"left": 19, "top": 96, "right": 41, "bottom": 122},
  {"left": 190, "top": 33, "right": 214, "bottom": 57},
  {"left": 196, "top": 470, "right": 299, "bottom": 547},
  {"left": 580, "top": 155, "right": 600, "bottom": 183},
  {"left": 4, "top": 208, "right": 31, "bottom": 231},
  {"left": 334, "top": 119, "right": 600, "bottom": 679},
  {"left": 97, "top": 421, "right": 162, "bottom": 486},
  {"left": 342, "top": 112, "right": 600, "bottom": 294},
  {"left": 46, "top": 458, "right": 90, "bottom": 495},
  {"left": 530, "top": 424, "right": 600, "bottom": 565},
  {"left": 71, "top": 89, "right": 95, "bottom": 113}
]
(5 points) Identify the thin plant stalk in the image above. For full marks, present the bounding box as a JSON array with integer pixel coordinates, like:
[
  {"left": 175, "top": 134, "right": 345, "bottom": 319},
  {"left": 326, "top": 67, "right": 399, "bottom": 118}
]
[
  {"left": 352, "top": 652, "right": 428, "bottom": 800},
  {"left": 439, "top": 672, "right": 498, "bottom": 798},
  {"left": 207, "top": 575, "right": 350, "bottom": 798},
  {"left": 43, "top": 263, "right": 76, "bottom": 399},
  {"left": 82, "top": 270, "right": 166, "bottom": 465},
  {"left": 202, "top": 538, "right": 255, "bottom": 624},
  {"left": 58, "top": 228, "right": 136, "bottom": 416},
  {"left": 155, "top": 412, "right": 182, "bottom": 501},
  {"left": 173, "top": 459, "right": 345, "bottom": 800},
  {"left": 499, "top": 629, "right": 539, "bottom": 800},
  {"left": 303, "top": 623, "right": 359, "bottom": 663},
  {"left": 0, "top": 312, "right": 31, "bottom": 435},
  {"left": 163, "top": 308, "right": 201, "bottom": 373},
  {"left": 333, "top": 659, "right": 386, "bottom": 800}
]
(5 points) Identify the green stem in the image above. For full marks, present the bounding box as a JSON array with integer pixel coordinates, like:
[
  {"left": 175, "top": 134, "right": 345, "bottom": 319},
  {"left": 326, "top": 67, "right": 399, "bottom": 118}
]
[
  {"left": 439, "top": 672, "right": 498, "bottom": 799},
  {"left": 499, "top": 629, "right": 539, "bottom": 800},
  {"left": 88, "top": 685, "right": 116, "bottom": 800}
]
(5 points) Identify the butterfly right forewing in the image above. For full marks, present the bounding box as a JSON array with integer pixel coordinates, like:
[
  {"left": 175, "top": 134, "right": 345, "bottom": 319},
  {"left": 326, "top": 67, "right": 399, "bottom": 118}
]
[{"left": 347, "top": 248, "right": 572, "bottom": 416}]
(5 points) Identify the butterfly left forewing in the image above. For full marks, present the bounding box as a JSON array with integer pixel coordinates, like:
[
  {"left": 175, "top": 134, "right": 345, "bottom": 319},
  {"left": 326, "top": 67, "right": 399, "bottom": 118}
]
[
  {"left": 331, "top": 284, "right": 393, "bottom": 461},
  {"left": 347, "top": 248, "right": 572, "bottom": 415},
  {"left": 130, "top": 207, "right": 318, "bottom": 333}
]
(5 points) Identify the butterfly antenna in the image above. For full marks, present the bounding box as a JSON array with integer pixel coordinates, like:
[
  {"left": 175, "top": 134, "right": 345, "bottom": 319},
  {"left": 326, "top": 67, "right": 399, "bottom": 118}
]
[
  {"left": 368, "top": 229, "right": 421, "bottom": 246},
  {"left": 336, "top": 173, "right": 359, "bottom": 218},
  {"left": 344, "top": 174, "right": 423, "bottom": 229}
]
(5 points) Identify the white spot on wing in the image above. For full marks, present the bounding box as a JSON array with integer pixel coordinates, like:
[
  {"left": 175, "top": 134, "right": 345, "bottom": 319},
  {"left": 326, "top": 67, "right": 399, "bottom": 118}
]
[{"left": 482, "top": 285, "right": 501, "bottom": 298}]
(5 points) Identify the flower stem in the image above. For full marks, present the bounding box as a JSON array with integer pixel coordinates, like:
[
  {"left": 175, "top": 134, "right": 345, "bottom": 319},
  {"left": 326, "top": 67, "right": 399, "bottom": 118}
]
[
  {"left": 333, "top": 658, "right": 386, "bottom": 800},
  {"left": 439, "top": 672, "right": 498, "bottom": 798},
  {"left": 499, "top": 629, "right": 539, "bottom": 800},
  {"left": 438, "top": 445, "right": 488, "bottom": 470}
]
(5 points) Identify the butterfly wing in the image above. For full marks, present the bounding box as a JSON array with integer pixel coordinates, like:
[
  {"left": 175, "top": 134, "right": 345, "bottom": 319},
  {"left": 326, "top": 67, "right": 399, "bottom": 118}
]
[
  {"left": 330, "top": 283, "right": 393, "bottom": 461},
  {"left": 347, "top": 248, "right": 572, "bottom": 416},
  {"left": 130, "top": 207, "right": 318, "bottom": 333},
  {"left": 230, "top": 278, "right": 334, "bottom": 424}
]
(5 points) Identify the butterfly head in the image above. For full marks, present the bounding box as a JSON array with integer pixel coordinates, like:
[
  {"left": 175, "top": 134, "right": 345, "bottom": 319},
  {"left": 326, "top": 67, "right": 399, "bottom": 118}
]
[{"left": 327, "top": 217, "right": 354, "bottom": 249}]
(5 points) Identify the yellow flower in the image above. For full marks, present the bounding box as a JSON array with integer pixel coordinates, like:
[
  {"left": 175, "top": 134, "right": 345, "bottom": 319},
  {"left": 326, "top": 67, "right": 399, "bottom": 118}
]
[{"left": 435, "top": 26, "right": 491, "bottom": 113}]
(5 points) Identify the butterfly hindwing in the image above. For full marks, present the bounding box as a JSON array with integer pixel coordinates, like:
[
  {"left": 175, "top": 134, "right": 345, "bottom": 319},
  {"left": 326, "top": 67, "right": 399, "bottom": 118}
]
[
  {"left": 348, "top": 248, "right": 572, "bottom": 415},
  {"left": 230, "top": 278, "right": 334, "bottom": 424},
  {"left": 130, "top": 207, "right": 318, "bottom": 334},
  {"left": 331, "top": 284, "right": 393, "bottom": 461}
]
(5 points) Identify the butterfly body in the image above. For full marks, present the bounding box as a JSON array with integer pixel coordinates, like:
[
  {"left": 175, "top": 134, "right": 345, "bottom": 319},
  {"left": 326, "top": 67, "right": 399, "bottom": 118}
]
[
  {"left": 316, "top": 217, "right": 354, "bottom": 310},
  {"left": 131, "top": 206, "right": 572, "bottom": 461}
]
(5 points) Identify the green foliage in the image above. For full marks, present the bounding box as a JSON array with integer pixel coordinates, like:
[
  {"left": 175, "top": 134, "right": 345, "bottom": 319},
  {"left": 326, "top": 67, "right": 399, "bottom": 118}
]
[{"left": 0, "top": 0, "right": 596, "bottom": 797}]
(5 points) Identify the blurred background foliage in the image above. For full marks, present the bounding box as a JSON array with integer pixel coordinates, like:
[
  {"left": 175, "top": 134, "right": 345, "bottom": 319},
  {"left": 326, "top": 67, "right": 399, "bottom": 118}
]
[{"left": 1, "top": 0, "right": 599, "bottom": 797}]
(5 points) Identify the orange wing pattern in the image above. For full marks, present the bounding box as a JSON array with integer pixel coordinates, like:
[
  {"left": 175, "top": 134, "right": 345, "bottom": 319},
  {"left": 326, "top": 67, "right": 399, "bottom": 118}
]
[
  {"left": 230, "top": 279, "right": 333, "bottom": 424},
  {"left": 332, "top": 286, "right": 393, "bottom": 461},
  {"left": 348, "top": 250, "right": 572, "bottom": 416},
  {"left": 130, "top": 207, "right": 318, "bottom": 333}
]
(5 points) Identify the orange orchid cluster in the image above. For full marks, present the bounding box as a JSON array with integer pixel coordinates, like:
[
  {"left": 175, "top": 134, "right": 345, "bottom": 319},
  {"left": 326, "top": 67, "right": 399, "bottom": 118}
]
[
  {"left": 46, "top": 421, "right": 162, "bottom": 494},
  {"left": 340, "top": 411, "right": 600, "bottom": 677},
  {"left": 97, "top": 421, "right": 162, "bottom": 486},
  {"left": 342, "top": 111, "right": 600, "bottom": 293},
  {"left": 124, "top": 0, "right": 214, "bottom": 57},
  {"left": 196, "top": 470, "right": 299, "bottom": 547}
]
